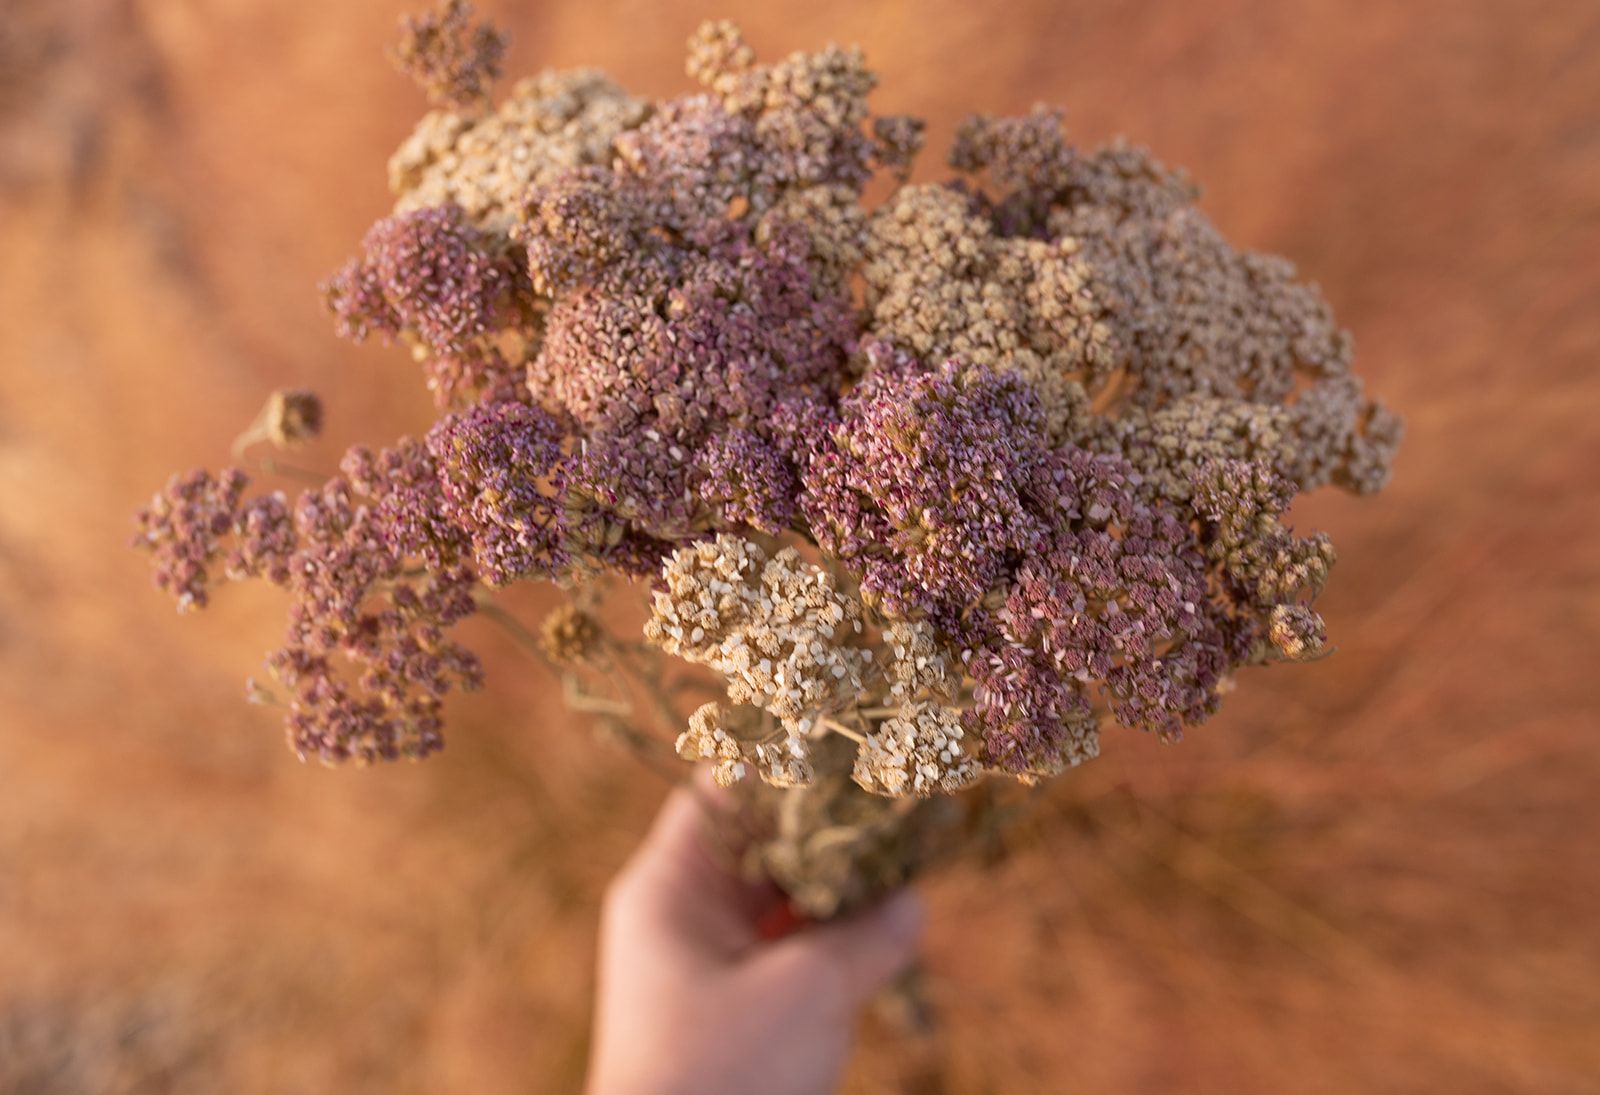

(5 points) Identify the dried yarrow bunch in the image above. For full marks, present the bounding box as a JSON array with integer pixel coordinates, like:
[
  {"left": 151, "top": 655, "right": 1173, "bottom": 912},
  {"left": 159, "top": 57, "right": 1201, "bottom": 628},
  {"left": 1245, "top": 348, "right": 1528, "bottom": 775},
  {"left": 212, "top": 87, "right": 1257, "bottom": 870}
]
[{"left": 134, "top": 6, "right": 1399, "bottom": 916}]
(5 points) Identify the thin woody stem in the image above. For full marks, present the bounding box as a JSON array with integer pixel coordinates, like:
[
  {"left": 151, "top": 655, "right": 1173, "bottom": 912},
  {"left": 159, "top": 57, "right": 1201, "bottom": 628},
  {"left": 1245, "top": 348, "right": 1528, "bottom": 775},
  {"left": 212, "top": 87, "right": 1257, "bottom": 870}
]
[
  {"left": 473, "top": 596, "right": 558, "bottom": 671},
  {"left": 820, "top": 716, "right": 867, "bottom": 744},
  {"left": 255, "top": 457, "right": 328, "bottom": 485},
  {"left": 563, "top": 673, "right": 633, "bottom": 717},
  {"left": 230, "top": 410, "right": 272, "bottom": 460},
  {"left": 477, "top": 596, "right": 682, "bottom": 751},
  {"left": 244, "top": 680, "right": 282, "bottom": 708},
  {"left": 596, "top": 716, "right": 686, "bottom": 785},
  {"left": 608, "top": 639, "right": 689, "bottom": 739},
  {"left": 231, "top": 412, "right": 328, "bottom": 485}
]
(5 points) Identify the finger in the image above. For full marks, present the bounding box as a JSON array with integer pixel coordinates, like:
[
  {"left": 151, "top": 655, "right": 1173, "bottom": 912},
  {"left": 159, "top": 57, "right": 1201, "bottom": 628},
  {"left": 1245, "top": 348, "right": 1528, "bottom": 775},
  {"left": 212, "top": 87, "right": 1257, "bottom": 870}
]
[
  {"left": 608, "top": 779, "right": 780, "bottom": 957},
  {"left": 632, "top": 779, "right": 723, "bottom": 875},
  {"left": 751, "top": 889, "right": 924, "bottom": 1008},
  {"left": 630, "top": 776, "right": 759, "bottom": 903}
]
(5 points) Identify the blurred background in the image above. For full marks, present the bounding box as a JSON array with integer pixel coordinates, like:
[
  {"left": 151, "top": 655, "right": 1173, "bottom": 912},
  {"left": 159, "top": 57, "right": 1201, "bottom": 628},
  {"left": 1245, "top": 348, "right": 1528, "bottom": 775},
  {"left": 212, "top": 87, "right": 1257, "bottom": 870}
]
[{"left": 1, "top": 0, "right": 1596, "bottom": 1091}]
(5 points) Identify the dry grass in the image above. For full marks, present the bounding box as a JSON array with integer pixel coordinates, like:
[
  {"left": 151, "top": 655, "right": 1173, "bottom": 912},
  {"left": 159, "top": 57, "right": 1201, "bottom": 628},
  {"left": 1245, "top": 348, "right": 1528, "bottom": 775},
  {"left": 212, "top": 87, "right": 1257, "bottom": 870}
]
[{"left": 1, "top": 1, "right": 1596, "bottom": 1091}]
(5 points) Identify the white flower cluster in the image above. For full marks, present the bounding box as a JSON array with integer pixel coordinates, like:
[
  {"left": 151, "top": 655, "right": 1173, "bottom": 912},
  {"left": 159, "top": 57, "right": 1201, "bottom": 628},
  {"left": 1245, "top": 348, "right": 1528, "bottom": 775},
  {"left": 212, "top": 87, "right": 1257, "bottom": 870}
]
[
  {"left": 882, "top": 619, "right": 959, "bottom": 703},
  {"left": 390, "top": 70, "right": 649, "bottom": 236},
  {"left": 851, "top": 701, "right": 979, "bottom": 798},
  {"left": 675, "top": 701, "right": 748, "bottom": 786},
  {"left": 676, "top": 701, "right": 817, "bottom": 789},
  {"left": 646, "top": 536, "right": 871, "bottom": 723}
]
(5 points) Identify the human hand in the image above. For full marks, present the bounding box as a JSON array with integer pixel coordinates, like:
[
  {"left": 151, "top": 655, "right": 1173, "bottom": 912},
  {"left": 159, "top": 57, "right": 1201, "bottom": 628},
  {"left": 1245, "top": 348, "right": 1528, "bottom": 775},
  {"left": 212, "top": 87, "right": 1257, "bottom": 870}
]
[{"left": 586, "top": 783, "right": 924, "bottom": 1095}]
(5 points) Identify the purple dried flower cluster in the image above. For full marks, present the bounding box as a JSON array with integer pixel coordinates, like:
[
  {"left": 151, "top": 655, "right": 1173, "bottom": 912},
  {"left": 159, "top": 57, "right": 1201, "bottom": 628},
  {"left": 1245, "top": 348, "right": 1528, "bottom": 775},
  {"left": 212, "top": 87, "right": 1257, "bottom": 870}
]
[
  {"left": 516, "top": 121, "right": 860, "bottom": 560},
  {"left": 428, "top": 400, "right": 568, "bottom": 586},
  {"left": 972, "top": 481, "right": 1238, "bottom": 764},
  {"left": 136, "top": 17, "right": 1399, "bottom": 785},
  {"left": 134, "top": 403, "right": 573, "bottom": 763},
  {"left": 133, "top": 467, "right": 251, "bottom": 612},
  {"left": 390, "top": 0, "right": 505, "bottom": 112},
  {"left": 803, "top": 346, "right": 1053, "bottom": 623},
  {"left": 801, "top": 344, "right": 1240, "bottom": 768},
  {"left": 324, "top": 204, "right": 526, "bottom": 406},
  {"left": 1190, "top": 456, "right": 1338, "bottom": 659}
]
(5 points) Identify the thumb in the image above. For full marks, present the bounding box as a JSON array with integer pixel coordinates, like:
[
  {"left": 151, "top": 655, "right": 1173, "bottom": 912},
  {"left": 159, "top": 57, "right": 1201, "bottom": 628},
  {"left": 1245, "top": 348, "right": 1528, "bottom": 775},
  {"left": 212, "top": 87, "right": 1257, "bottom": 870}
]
[{"left": 753, "top": 890, "right": 925, "bottom": 1008}]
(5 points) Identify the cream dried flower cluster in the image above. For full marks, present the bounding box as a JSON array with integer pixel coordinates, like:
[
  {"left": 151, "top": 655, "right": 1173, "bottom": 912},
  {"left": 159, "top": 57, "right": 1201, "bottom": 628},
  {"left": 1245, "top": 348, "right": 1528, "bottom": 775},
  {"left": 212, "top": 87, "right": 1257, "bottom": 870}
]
[
  {"left": 644, "top": 535, "right": 869, "bottom": 721},
  {"left": 677, "top": 701, "right": 816, "bottom": 790},
  {"left": 390, "top": 69, "right": 648, "bottom": 236},
  {"left": 881, "top": 620, "right": 960, "bottom": 704},
  {"left": 646, "top": 536, "right": 982, "bottom": 794},
  {"left": 852, "top": 702, "right": 979, "bottom": 798},
  {"left": 135, "top": 6, "right": 1398, "bottom": 803}
]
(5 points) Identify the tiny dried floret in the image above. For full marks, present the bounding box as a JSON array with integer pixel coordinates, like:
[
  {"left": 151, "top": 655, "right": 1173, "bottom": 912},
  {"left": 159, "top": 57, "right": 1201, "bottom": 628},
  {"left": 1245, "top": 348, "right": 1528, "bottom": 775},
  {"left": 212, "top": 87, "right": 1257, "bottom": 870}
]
[
  {"left": 872, "top": 115, "right": 925, "bottom": 180},
  {"left": 539, "top": 603, "right": 605, "bottom": 667},
  {"left": 753, "top": 733, "right": 816, "bottom": 789},
  {"left": 676, "top": 701, "right": 752, "bottom": 787},
  {"left": 132, "top": 467, "right": 251, "bottom": 613},
  {"left": 1268, "top": 604, "right": 1327, "bottom": 661},
  {"left": 674, "top": 701, "right": 815, "bottom": 788},
  {"left": 227, "top": 492, "right": 296, "bottom": 585},
  {"left": 685, "top": 19, "right": 756, "bottom": 91},
  {"left": 882, "top": 620, "right": 960, "bottom": 703},
  {"left": 263, "top": 389, "right": 324, "bottom": 448}
]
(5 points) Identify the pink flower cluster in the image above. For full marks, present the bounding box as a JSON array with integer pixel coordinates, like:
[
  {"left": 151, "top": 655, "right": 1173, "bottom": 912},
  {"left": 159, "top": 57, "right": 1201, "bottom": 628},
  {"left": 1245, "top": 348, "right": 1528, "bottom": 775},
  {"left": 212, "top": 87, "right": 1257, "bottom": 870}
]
[
  {"left": 801, "top": 345, "right": 1242, "bottom": 768},
  {"left": 324, "top": 204, "right": 526, "bottom": 405}
]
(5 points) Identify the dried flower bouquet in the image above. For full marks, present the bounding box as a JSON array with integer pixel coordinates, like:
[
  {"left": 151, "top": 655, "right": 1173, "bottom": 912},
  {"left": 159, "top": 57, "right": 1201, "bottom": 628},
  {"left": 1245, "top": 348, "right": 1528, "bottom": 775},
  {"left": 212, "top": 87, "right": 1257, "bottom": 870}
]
[{"left": 134, "top": 4, "right": 1399, "bottom": 917}]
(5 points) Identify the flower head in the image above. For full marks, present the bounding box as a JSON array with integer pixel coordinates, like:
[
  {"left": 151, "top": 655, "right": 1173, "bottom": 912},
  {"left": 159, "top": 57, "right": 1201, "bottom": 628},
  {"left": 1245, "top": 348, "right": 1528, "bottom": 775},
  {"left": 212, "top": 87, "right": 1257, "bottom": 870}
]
[
  {"left": 853, "top": 702, "right": 979, "bottom": 798},
  {"left": 132, "top": 467, "right": 251, "bottom": 613},
  {"left": 262, "top": 389, "right": 324, "bottom": 448},
  {"left": 539, "top": 603, "right": 605, "bottom": 667},
  {"left": 427, "top": 399, "right": 568, "bottom": 586},
  {"left": 391, "top": 0, "right": 506, "bottom": 111},
  {"left": 644, "top": 536, "right": 870, "bottom": 723},
  {"left": 325, "top": 204, "right": 518, "bottom": 360},
  {"left": 802, "top": 349, "right": 1049, "bottom": 622},
  {"left": 676, "top": 701, "right": 816, "bottom": 789}
]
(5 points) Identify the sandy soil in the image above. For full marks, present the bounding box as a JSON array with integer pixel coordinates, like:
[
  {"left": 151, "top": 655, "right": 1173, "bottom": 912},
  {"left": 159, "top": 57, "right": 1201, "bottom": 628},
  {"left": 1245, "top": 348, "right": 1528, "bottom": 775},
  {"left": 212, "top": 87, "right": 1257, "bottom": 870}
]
[{"left": 1, "top": 1, "right": 1596, "bottom": 1091}]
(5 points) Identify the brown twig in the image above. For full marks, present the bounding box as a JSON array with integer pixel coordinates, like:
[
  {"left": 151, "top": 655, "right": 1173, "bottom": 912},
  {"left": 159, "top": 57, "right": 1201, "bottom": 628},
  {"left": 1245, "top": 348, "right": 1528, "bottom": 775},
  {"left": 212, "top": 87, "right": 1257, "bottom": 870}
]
[{"left": 472, "top": 596, "right": 558, "bottom": 671}]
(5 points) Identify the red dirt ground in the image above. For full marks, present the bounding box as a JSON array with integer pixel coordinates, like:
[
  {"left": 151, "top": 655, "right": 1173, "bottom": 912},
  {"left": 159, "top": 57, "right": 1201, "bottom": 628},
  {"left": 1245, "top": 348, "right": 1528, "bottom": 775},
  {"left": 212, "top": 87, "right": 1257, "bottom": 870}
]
[{"left": 1, "top": 1, "right": 1596, "bottom": 1091}]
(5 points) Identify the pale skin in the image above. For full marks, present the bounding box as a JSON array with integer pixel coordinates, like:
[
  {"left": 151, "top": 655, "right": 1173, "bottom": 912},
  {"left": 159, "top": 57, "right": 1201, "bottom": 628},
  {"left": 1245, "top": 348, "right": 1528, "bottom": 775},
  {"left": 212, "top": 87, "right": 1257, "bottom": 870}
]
[{"left": 586, "top": 784, "right": 924, "bottom": 1095}]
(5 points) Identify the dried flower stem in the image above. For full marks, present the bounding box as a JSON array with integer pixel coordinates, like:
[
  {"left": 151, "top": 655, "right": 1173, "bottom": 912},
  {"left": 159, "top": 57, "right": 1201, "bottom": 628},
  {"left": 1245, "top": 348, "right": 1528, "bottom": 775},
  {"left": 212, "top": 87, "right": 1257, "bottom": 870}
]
[
  {"left": 820, "top": 716, "right": 867, "bottom": 744},
  {"left": 473, "top": 596, "right": 557, "bottom": 671},
  {"left": 562, "top": 673, "right": 633, "bottom": 717},
  {"left": 251, "top": 457, "right": 328, "bottom": 485},
  {"left": 594, "top": 716, "right": 684, "bottom": 779},
  {"left": 608, "top": 640, "right": 693, "bottom": 740}
]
